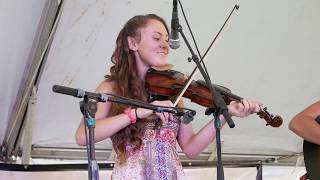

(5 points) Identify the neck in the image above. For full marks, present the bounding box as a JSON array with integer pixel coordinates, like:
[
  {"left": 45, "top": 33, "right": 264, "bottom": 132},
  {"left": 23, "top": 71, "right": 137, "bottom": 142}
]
[
  {"left": 137, "top": 64, "right": 149, "bottom": 82},
  {"left": 134, "top": 53, "right": 150, "bottom": 82}
]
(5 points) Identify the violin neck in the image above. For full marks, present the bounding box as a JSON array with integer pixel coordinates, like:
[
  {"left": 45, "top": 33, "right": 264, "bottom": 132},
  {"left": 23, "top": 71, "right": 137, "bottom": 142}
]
[
  {"left": 221, "top": 90, "right": 243, "bottom": 101},
  {"left": 210, "top": 84, "right": 243, "bottom": 101}
]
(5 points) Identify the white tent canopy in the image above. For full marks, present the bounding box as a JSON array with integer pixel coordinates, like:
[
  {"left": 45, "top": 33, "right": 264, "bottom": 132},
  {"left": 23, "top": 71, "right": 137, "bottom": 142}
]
[{"left": 1, "top": 0, "right": 319, "bottom": 179}]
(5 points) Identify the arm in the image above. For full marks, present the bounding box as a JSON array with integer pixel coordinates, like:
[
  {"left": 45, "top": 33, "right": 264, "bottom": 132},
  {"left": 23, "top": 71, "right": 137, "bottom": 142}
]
[
  {"left": 288, "top": 101, "right": 320, "bottom": 145},
  {"left": 178, "top": 100, "right": 262, "bottom": 159},
  {"left": 75, "top": 80, "right": 132, "bottom": 145},
  {"left": 177, "top": 117, "right": 224, "bottom": 159},
  {"left": 75, "top": 80, "right": 175, "bottom": 146}
]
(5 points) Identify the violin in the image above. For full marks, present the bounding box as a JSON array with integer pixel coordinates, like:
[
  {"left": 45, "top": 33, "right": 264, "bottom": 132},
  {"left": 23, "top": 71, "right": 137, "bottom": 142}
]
[{"left": 145, "top": 67, "right": 283, "bottom": 128}]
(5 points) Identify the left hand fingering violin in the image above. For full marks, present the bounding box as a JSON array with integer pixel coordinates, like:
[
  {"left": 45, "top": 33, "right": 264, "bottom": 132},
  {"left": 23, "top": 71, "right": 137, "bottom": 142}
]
[{"left": 145, "top": 68, "right": 283, "bottom": 128}]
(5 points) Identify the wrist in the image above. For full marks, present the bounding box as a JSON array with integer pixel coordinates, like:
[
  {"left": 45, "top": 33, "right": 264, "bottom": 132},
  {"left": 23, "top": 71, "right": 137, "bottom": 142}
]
[
  {"left": 124, "top": 107, "right": 136, "bottom": 124},
  {"left": 227, "top": 105, "right": 235, "bottom": 117}
]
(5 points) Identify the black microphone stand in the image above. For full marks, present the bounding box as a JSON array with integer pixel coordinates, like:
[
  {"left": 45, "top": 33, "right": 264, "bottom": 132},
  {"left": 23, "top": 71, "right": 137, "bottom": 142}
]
[
  {"left": 172, "top": 2, "right": 240, "bottom": 179},
  {"left": 80, "top": 95, "right": 100, "bottom": 180},
  {"left": 176, "top": 22, "right": 235, "bottom": 180}
]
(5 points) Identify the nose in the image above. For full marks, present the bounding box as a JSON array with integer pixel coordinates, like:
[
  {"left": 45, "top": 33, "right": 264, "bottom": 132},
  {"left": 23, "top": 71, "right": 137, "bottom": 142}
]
[{"left": 161, "top": 40, "right": 169, "bottom": 50}]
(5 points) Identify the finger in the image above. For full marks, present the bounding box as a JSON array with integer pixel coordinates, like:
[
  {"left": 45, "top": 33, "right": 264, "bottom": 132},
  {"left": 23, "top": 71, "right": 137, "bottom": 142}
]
[
  {"left": 257, "top": 102, "right": 263, "bottom": 111},
  {"left": 162, "top": 112, "right": 168, "bottom": 124},
  {"left": 255, "top": 104, "right": 262, "bottom": 112},
  {"left": 164, "top": 112, "right": 170, "bottom": 123},
  {"left": 239, "top": 100, "right": 247, "bottom": 112},
  {"left": 151, "top": 100, "right": 161, "bottom": 106},
  {"left": 256, "top": 101, "right": 263, "bottom": 107},
  {"left": 165, "top": 112, "right": 171, "bottom": 123},
  {"left": 247, "top": 100, "right": 255, "bottom": 113},
  {"left": 156, "top": 112, "right": 166, "bottom": 123},
  {"left": 152, "top": 100, "right": 173, "bottom": 107},
  {"left": 250, "top": 100, "right": 263, "bottom": 113},
  {"left": 242, "top": 99, "right": 250, "bottom": 108},
  {"left": 249, "top": 100, "right": 260, "bottom": 113},
  {"left": 164, "top": 100, "right": 174, "bottom": 107},
  {"left": 230, "top": 101, "right": 237, "bottom": 105},
  {"left": 138, "top": 108, "right": 153, "bottom": 119},
  {"left": 169, "top": 113, "right": 173, "bottom": 121}
]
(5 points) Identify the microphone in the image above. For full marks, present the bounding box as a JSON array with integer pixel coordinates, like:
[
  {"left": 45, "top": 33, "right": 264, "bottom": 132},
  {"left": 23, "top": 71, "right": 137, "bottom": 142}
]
[
  {"left": 182, "top": 110, "right": 196, "bottom": 124},
  {"left": 169, "top": 0, "right": 180, "bottom": 49},
  {"left": 53, "top": 85, "right": 197, "bottom": 120},
  {"left": 52, "top": 85, "right": 108, "bottom": 102}
]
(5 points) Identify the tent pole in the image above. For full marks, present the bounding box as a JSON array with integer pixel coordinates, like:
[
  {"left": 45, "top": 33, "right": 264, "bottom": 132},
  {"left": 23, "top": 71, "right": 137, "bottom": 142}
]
[{"left": 21, "top": 87, "right": 37, "bottom": 164}]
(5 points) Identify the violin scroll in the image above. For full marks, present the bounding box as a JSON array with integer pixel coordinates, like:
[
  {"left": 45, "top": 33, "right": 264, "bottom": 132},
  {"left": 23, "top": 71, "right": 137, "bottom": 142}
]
[{"left": 257, "top": 107, "right": 283, "bottom": 127}]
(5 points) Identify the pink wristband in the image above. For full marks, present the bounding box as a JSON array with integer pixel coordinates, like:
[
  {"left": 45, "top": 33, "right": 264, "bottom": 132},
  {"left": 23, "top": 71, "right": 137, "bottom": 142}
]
[{"left": 124, "top": 107, "right": 136, "bottom": 124}]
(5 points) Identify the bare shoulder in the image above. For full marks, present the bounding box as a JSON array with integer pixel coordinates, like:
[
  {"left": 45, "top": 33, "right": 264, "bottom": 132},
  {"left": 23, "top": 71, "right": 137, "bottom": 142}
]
[
  {"left": 93, "top": 79, "right": 116, "bottom": 119},
  {"left": 311, "top": 101, "right": 320, "bottom": 108},
  {"left": 301, "top": 100, "right": 320, "bottom": 118},
  {"left": 95, "top": 79, "right": 115, "bottom": 94},
  {"left": 306, "top": 100, "right": 320, "bottom": 110}
]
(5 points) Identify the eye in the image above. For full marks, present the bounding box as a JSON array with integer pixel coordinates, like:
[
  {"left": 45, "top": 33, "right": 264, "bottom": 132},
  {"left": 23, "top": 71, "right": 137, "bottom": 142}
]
[{"left": 153, "top": 37, "right": 160, "bottom": 41}]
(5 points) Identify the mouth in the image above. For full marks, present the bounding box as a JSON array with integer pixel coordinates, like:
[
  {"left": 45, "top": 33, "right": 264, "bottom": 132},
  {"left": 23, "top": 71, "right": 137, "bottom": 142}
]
[{"left": 157, "top": 51, "right": 168, "bottom": 55}]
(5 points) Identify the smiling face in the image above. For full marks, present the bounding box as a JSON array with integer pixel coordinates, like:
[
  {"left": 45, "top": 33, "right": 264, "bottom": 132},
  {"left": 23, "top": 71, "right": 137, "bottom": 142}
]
[{"left": 128, "top": 19, "right": 169, "bottom": 68}]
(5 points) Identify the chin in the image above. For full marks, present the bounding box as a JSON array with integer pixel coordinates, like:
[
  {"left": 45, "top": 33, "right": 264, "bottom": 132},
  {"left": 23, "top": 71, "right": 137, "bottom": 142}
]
[
  {"left": 152, "top": 63, "right": 167, "bottom": 68},
  {"left": 153, "top": 60, "right": 167, "bottom": 67}
]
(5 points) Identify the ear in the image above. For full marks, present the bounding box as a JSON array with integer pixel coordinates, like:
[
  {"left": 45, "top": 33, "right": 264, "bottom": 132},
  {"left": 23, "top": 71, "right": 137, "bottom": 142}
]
[{"left": 127, "top": 36, "right": 139, "bottom": 51}]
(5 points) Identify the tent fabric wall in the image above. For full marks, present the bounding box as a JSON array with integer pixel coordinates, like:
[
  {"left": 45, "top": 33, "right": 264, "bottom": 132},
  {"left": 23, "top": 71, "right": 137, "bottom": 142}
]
[
  {"left": 1, "top": 0, "right": 320, "bottom": 179},
  {"left": 0, "top": 0, "right": 48, "bottom": 146},
  {"left": 32, "top": 0, "right": 319, "bottom": 159},
  {"left": 0, "top": 0, "right": 60, "bottom": 161}
]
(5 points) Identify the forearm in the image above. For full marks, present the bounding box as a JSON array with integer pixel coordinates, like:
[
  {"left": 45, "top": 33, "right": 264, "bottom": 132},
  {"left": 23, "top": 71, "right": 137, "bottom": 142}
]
[
  {"left": 289, "top": 115, "right": 320, "bottom": 145},
  {"left": 75, "top": 113, "right": 131, "bottom": 146},
  {"left": 182, "top": 116, "right": 226, "bottom": 159}
]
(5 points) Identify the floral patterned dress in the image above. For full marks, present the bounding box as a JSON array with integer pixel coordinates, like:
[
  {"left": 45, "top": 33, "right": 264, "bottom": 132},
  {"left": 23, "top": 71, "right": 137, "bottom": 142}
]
[{"left": 111, "top": 116, "right": 185, "bottom": 180}]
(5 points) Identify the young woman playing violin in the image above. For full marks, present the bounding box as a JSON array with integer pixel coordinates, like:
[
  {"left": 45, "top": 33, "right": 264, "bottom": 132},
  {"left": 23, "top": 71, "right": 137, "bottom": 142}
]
[{"left": 75, "top": 14, "right": 262, "bottom": 179}]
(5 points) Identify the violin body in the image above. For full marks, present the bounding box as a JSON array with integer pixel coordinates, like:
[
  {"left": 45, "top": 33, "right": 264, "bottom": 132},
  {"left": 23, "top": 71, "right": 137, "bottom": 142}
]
[
  {"left": 146, "top": 68, "right": 234, "bottom": 106},
  {"left": 145, "top": 68, "right": 283, "bottom": 128}
]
